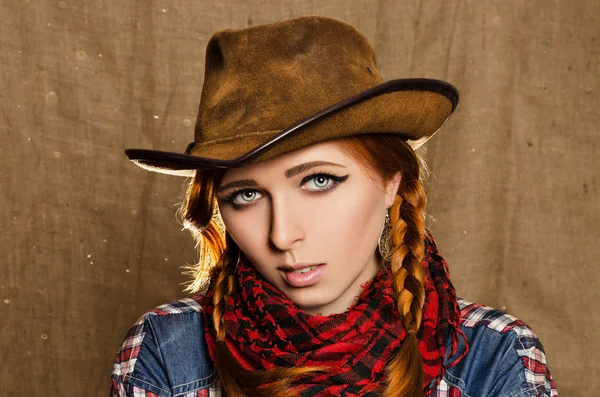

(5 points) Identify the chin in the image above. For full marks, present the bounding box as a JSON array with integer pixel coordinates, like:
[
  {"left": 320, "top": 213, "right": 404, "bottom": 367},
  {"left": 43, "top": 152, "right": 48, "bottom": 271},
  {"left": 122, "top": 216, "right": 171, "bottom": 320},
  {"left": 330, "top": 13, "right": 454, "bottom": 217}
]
[{"left": 286, "top": 288, "right": 338, "bottom": 313}]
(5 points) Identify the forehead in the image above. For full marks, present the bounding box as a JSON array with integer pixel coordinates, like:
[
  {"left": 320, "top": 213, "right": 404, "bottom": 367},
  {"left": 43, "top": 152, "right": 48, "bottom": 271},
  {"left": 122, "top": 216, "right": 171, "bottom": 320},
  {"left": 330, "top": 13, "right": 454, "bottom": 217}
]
[{"left": 221, "top": 141, "right": 353, "bottom": 180}]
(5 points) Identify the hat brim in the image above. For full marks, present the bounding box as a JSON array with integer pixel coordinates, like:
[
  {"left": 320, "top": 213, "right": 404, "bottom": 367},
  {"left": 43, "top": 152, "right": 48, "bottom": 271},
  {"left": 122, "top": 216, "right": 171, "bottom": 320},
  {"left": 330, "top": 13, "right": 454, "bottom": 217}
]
[{"left": 125, "top": 78, "right": 458, "bottom": 177}]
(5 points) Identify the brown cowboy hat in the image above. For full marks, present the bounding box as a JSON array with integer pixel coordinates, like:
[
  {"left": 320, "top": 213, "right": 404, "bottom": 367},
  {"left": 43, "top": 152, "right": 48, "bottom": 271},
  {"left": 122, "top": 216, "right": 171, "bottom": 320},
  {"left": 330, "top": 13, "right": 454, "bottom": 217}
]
[{"left": 125, "top": 15, "right": 459, "bottom": 177}]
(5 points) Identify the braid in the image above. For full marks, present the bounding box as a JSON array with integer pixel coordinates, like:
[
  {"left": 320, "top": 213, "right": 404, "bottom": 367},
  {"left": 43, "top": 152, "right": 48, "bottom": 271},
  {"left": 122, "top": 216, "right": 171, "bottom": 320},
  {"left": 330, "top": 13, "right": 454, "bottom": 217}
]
[
  {"left": 211, "top": 233, "right": 238, "bottom": 340},
  {"left": 395, "top": 179, "right": 427, "bottom": 330},
  {"left": 211, "top": 235, "right": 251, "bottom": 397},
  {"left": 383, "top": 175, "right": 427, "bottom": 397}
]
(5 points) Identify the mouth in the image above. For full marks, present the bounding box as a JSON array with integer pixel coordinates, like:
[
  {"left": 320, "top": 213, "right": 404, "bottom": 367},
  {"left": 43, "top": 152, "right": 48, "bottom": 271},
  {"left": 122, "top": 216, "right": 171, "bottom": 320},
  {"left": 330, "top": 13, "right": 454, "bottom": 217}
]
[
  {"left": 279, "top": 263, "right": 326, "bottom": 288},
  {"left": 291, "top": 265, "right": 320, "bottom": 273}
]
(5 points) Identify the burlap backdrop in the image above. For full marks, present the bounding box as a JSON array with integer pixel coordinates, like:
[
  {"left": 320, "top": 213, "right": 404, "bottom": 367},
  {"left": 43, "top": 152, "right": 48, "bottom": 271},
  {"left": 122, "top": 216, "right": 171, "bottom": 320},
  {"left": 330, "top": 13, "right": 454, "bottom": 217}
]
[{"left": 1, "top": 1, "right": 597, "bottom": 395}]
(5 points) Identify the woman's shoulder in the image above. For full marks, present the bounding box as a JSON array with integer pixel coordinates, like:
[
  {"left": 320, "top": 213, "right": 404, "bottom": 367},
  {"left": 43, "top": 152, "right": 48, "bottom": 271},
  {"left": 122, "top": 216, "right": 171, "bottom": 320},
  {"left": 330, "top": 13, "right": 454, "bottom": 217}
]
[
  {"left": 111, "top": 294, "right": 218, "bottom": 397},
  {"left": 457, "top": 297, "right": 542, "bottom": 339},
  {"left": 435, "top": 297, "right": 558, "bottom": 397}
]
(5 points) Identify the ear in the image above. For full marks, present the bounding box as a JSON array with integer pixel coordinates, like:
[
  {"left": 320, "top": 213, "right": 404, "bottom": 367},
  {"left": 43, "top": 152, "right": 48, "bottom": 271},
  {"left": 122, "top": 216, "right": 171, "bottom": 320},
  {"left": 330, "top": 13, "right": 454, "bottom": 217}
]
[{"left": 385, "top": 171, "right": 402, "bottom": 208}]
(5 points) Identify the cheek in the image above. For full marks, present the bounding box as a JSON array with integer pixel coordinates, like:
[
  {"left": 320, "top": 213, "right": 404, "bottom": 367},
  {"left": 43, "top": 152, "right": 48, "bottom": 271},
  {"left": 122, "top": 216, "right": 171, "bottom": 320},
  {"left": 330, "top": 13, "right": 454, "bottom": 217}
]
[
  {"left": 219, "top": 206, "right": 270, "bottom": 262},
  {"left": 315, "top": 191, "right": 384, "bottom": 252}
]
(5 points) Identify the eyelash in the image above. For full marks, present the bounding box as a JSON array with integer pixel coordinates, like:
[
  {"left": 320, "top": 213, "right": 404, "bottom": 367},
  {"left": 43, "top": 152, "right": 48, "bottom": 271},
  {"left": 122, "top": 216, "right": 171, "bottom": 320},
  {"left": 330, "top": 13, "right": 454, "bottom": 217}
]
[{"left": 221, "top": 171, "right": 349, "bottom": 209}]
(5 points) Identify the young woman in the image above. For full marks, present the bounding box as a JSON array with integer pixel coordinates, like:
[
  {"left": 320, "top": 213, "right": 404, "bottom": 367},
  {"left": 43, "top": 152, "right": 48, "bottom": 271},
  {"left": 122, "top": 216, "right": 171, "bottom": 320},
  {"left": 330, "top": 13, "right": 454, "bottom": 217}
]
[{"left": 111, "top": 15, "right": 558, "bottom": 397}]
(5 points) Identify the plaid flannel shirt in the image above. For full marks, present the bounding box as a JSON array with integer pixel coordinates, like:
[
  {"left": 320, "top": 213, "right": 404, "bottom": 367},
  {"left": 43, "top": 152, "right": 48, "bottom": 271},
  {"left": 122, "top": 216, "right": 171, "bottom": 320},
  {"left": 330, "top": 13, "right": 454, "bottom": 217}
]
[{"left": 110, "top": 296, "right": 558, "bottom": 397}]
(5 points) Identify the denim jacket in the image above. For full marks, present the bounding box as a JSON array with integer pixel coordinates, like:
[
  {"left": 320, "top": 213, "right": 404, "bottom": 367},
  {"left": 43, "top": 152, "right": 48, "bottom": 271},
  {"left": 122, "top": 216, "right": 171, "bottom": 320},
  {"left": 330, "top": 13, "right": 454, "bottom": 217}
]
[{"left": 110, "top": 296, "right": 558, "bottom": 397}]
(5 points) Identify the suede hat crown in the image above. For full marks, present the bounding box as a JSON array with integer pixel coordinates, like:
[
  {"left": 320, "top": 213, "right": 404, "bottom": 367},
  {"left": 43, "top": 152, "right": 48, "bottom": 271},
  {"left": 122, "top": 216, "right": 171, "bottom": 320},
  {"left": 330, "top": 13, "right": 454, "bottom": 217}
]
[{"left": 125, "top": 15, "right": 459, "bottom": 177}]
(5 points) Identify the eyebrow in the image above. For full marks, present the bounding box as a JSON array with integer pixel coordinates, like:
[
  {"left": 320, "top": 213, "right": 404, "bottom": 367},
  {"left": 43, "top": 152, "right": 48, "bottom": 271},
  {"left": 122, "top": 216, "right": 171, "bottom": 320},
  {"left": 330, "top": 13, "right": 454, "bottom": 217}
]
[{"left": 217, "top": 161, "right": 346, "bottom": 193}]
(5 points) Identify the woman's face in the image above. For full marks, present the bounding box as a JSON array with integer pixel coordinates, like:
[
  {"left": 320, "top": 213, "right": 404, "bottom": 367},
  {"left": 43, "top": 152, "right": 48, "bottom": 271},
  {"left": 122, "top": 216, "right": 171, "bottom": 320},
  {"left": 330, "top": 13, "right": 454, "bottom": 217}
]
[{"left": 216, "top": 141, "right": 401, "bottom": 316}]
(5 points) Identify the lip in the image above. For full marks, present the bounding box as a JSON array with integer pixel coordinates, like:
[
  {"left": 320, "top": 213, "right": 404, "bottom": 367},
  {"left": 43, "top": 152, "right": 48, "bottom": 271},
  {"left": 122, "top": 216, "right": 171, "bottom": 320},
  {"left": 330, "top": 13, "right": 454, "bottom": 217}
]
[
  {"left": 277, "top": 263, "right": 323, "bottom": 271},
  {"left": 279, "top": 263, "right": 326, "bottom": 288}
]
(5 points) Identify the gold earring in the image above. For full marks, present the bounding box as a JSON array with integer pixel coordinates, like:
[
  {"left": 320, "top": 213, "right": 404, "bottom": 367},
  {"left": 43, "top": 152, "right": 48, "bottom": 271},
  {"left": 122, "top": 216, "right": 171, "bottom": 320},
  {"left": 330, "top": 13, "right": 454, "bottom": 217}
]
[{"left": 378, "top": 209, "right": 392, "bottom": 260}]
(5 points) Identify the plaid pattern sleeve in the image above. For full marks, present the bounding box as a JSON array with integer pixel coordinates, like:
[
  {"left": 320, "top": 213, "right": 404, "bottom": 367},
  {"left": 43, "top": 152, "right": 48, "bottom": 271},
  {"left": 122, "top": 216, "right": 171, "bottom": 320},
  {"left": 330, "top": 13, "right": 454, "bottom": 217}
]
[
  {"left": 110, "top": 296, "right": 221, "bottom": 397},
  {"left": 456, "top": 298, "right": 558, "bottom": 397}
]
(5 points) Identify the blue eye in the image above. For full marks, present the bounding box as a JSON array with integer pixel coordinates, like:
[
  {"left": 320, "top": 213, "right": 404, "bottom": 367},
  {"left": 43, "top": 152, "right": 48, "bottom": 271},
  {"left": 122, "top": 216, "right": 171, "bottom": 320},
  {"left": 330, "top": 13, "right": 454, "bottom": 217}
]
[
  {"left": 234, "top": 190, "right": 262, "bottom": 204},
  {"left": 220, "top": 189, "right": 263, "bottom": 208},
  {"left": 221, "top": 172, "right": 349, "bottom": 209},
  {"left": 304, "top": 174, "right": 332, "bottom": 190}
]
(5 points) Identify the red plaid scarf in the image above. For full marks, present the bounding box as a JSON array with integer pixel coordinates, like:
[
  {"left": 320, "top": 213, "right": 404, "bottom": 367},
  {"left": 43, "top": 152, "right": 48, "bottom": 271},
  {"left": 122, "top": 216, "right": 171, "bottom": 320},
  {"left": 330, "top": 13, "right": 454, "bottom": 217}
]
[{"left": 201, "top": 234, "right": 468, "bottom": 396}]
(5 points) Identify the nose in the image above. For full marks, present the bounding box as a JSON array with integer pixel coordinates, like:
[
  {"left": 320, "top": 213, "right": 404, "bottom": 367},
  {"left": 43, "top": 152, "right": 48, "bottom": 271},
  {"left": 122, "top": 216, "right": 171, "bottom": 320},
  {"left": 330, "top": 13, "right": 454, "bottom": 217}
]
[{"left": 269, "top": 199, "right": 304, "bottom": 252}]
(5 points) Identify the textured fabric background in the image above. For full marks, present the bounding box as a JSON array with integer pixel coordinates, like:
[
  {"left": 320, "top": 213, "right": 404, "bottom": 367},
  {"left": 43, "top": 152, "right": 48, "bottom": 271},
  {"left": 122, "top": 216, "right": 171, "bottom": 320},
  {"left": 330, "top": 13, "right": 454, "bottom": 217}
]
[{"left": 1, "top": 1, "right": 597, "bottom": 395}]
